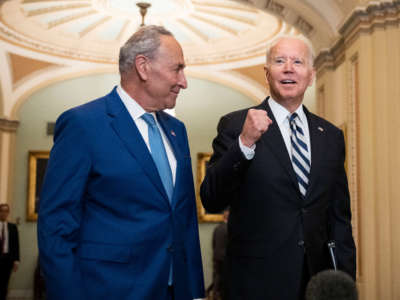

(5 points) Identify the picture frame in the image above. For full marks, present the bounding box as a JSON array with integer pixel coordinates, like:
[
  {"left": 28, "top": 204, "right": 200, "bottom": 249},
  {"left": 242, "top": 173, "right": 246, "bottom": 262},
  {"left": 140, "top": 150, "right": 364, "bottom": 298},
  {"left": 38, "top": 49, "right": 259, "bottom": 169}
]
[
  {"left": 27, "top": 150, "right": 50, "bottom": 221},
  {"left": 196, "top": 152, "right": 224, "bottom": 223}
]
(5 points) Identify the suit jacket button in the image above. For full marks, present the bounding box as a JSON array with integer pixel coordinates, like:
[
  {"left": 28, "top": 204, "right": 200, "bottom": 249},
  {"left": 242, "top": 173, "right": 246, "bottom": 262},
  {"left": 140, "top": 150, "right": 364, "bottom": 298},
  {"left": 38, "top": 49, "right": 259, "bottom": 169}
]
[
  {"left": 167, "top": 245, "right": 174, "bottom": 252},
  {"left": 298, "top": 240, "right": 305, "bottom": 247},
  {"left": 301, "top": 208, "right": 307, "bottom": 214}
]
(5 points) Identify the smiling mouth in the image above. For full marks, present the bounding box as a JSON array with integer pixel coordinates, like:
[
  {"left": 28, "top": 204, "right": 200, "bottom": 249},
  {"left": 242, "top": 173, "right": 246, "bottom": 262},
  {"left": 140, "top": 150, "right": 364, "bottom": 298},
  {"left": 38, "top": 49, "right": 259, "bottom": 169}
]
[{"left": 280, "top": 80, "right": 297, "bottom": 84}]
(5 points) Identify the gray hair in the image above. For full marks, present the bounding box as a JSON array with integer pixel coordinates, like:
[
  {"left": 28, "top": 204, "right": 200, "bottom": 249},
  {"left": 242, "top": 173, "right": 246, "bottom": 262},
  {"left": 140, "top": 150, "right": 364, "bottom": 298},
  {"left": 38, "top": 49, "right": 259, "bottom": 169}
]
[
  {"left": 265, "top": 34, "right": 315, "bottom": 67},
  {"left": 119, "top": 25, "right": 173, "bottom": 75}
]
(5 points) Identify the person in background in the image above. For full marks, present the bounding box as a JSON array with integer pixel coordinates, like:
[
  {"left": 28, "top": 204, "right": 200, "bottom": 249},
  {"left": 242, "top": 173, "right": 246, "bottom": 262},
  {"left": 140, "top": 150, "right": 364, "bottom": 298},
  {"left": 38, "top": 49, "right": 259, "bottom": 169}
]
[
  {"left": 200, "top": 35, "right": 356, "bottom": 300},
  {"left": 212, "top": 209, "right": 229, "bottom": 300},
  {"left": 0, "top": 203, "right": 20, "bottom": 300},
  {"left": 38, "top": 25, "right": 204, "bottom": 300},
  {"left": 305, "top": 270, "right": 358, "bottom": 300}
]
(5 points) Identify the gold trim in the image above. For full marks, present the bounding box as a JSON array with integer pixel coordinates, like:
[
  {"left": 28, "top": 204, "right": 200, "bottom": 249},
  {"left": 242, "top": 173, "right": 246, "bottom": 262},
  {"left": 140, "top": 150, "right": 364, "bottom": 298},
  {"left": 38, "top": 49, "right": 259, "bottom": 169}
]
[
  {"left": 349, "top": 54, "right": 361, "bottom": 279},
  {"left": 27, "top": 150, "right": 49, "bottom": 221},
  {"left": 196, "top": 152, "right": 224, "bottom": 223}
]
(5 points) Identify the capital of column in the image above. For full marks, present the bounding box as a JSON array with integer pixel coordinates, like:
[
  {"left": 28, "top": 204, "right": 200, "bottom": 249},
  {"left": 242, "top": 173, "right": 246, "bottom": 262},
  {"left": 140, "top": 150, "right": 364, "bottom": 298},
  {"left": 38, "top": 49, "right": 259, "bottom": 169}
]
[{"left": 0, "top": 118, "right": 19, "bottom": 132}]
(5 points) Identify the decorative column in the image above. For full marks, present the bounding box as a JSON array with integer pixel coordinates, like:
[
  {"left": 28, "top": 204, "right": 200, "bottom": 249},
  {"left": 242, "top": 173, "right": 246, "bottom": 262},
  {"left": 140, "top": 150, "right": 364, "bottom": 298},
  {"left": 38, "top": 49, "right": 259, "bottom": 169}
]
[{"left": 0, "top": 118, "right": 19, "bottom": 204}]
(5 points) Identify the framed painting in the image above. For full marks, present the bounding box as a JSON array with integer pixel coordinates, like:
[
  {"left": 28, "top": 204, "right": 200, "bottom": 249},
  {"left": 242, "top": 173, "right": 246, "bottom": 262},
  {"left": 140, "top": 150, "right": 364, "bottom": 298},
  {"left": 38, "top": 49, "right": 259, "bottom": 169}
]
[
  {"left": 195, "top": 152, "right": 224, "bottom": 223},
  {"left": 27, "top": 151, "right": 50, "bottom": 221}
]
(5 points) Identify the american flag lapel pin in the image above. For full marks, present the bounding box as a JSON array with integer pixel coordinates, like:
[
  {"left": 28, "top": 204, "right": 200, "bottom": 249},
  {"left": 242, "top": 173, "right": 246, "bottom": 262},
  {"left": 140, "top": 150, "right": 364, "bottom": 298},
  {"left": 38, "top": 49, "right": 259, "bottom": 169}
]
[
  {"left": 318, "top": 127, "right": 324, "bottom": 132},
  {"left": 170, "top": 130, "right": 176, "bottom": 136}
]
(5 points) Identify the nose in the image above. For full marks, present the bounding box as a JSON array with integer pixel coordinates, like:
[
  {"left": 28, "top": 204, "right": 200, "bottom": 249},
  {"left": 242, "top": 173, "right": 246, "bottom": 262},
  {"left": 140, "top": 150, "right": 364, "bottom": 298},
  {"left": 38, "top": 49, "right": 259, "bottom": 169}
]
[
  {"left": 283, "top": 61, "right": 294, "bottom": 72},
  {"left": 178, "top": 71, "right": 187, "bottom": 89}
]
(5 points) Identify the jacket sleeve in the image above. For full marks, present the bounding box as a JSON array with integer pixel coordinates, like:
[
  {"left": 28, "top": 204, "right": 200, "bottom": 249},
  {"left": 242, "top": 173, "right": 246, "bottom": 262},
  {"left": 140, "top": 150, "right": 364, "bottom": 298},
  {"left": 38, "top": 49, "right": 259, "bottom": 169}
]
[
  {"left": 200, "top": 114, "right": 251, "bottom": 213},
  {"left": 329, "top": 129, "right": 357, "bottom": 279},
  {"left": 37, "top": 109, "right": 91, "bottom": 300},
  {"left": 181, "top": 124, "right": 205, "bottom": 299}
]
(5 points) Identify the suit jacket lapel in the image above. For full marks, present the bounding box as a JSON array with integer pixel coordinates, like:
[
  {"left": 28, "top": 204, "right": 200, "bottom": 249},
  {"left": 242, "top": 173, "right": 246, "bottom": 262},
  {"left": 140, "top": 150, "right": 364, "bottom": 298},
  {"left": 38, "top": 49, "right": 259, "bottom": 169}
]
[
  {"left": 259, "top": 100, "right": 300, "bottom": 195},
  {"left": 105, "top": 88, "right": 170, "bottom": 203},
  {"left": 304, "top": 109, "right": 326, "bottom": 200}
]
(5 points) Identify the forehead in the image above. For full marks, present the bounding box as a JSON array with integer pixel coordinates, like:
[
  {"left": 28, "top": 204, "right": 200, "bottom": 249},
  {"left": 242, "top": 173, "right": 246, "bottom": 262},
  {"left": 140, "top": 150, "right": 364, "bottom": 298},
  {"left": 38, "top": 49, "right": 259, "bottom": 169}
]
[
  {"left": 270, "top": 38, "right": 310, "bottom": 59},
  {"left": 0, "top": 205, "right": 9, "bottom": 212},
  {"left": 154, "top": 35, "right": 184, "bottom": 65}
]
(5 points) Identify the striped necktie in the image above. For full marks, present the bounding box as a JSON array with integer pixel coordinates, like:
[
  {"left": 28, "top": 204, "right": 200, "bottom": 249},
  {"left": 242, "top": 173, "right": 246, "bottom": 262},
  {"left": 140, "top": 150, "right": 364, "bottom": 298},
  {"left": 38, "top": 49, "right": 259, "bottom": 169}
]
[{"left": 289, "top": 113, "right": 311, "bottom": 197}]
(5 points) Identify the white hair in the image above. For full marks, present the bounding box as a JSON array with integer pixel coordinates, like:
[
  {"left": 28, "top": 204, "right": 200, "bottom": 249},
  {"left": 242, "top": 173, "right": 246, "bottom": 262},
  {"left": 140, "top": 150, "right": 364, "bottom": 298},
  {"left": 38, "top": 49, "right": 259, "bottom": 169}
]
[{"left": 265, "top": 34, "right": 315, "bottom": 67}]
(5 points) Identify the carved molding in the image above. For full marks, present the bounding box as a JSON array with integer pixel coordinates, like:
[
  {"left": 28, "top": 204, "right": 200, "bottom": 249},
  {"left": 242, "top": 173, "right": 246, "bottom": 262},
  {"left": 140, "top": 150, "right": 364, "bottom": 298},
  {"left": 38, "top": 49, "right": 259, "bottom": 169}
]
[
  {"left": 294, "top": 16, "right": 314, "bottom": 36},
  {"left": 340, "top": 1, "right": 400, "bottom": 38},
  {"left": 315, "top": 38, "right": 345, "bottom": 75},
  {"left": 315, "top": 0, "right": 400, "bottom": 73},
  {"left": 0, "top": 118, "right": 19, "bottom": 132}
]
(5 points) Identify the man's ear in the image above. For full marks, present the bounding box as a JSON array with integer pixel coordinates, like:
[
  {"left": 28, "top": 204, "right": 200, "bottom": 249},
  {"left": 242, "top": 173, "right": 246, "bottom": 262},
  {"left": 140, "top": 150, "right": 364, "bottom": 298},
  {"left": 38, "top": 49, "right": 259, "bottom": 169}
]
[
  {"left": 264, "top": 65, "right": 271, "bottom": 87},
  {"left": 308, "top": 68, "right": 316, "bottom": 87},
  {"left": 135, "top": 55, "right": 150, "bottom": 81}
]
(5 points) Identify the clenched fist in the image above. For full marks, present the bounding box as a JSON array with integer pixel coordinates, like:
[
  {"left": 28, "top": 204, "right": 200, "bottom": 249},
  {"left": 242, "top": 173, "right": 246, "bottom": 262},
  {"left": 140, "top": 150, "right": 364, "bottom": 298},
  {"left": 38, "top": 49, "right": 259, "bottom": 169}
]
[{"left": 239, "top": 109, "right": 272, "bottom": 147}]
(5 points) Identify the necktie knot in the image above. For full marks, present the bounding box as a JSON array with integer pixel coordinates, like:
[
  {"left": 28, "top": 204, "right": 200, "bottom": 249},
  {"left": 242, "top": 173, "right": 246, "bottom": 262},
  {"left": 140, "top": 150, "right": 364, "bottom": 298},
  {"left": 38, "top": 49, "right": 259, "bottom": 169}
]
[
  {"left": 142, "top": 113, "right": 157, "bottom": 128},
  {"left": 289, "top": 112, "right": 298, "bottom": 124}
]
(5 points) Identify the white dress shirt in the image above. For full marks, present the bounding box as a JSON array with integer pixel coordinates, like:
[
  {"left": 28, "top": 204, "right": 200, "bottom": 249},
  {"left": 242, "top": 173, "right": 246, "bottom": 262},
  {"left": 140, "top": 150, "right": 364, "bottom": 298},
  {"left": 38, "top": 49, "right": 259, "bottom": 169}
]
[
  {"left": 116, "top": 85, "right": 177, "bottom": 184},
  {"left": 240, "top": 98, "right": 311, "bottom": 163},
  {"left": 0, "top": 221, "right": 8, "bottom": 253}
]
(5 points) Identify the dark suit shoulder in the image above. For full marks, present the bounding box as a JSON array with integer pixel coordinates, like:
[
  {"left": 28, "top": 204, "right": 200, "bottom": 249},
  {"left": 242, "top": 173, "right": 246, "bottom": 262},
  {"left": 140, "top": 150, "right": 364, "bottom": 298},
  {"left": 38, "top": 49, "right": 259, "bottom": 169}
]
[
  {"left": 307, "top": 111, "right": 343, "bottom": 134},
  {"left": 7, "top": 222, "right": 17, "bottom": 228},
  {"left": 61, "top": 89, "right": 114, "bottom": 118}
]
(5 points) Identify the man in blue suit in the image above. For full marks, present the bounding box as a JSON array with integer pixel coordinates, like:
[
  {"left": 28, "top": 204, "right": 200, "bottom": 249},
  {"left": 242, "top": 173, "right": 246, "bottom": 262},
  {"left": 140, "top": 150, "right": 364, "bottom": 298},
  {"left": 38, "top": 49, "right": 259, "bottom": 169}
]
[{"left": 38, "top": 25, "right": 205, "bottom": 300}]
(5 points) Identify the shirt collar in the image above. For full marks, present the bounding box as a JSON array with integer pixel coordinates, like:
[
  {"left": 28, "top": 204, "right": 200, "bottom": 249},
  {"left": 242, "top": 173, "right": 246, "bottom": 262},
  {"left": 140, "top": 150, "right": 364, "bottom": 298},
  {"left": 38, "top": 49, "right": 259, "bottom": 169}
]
[
  {"left": 117, "top": 85, "right": 149, "bottom": 121},
  {"left": 268, "top": 97, "right": 307, "bottom": 125}
]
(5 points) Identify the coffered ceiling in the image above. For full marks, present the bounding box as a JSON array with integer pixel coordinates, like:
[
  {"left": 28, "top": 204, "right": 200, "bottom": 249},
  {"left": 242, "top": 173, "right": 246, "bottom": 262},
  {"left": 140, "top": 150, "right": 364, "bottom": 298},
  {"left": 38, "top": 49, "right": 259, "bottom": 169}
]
[
  {"left": 0, "top": 0, "right": 297, "bottom": 65},
  {"left": 0, "top": 0, "right": 373, "bottom": 119}
]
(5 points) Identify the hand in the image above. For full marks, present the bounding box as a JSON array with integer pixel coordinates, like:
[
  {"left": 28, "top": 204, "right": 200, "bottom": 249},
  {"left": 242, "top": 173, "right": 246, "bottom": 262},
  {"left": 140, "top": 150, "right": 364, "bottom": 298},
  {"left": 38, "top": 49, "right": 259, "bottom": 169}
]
[
  {"left": 240, "top": 109, "right": 272, "bottom": 147},
  {"left": 13, "top": 261, "right": 19, "bottom": 272}
]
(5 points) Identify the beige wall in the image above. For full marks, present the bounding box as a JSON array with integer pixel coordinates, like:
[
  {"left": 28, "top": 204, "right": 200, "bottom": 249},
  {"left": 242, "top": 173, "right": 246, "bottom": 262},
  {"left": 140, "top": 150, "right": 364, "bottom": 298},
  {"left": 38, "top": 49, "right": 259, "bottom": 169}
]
[{"left": 316, "top": 3, "right": 400, "bottom": 299}]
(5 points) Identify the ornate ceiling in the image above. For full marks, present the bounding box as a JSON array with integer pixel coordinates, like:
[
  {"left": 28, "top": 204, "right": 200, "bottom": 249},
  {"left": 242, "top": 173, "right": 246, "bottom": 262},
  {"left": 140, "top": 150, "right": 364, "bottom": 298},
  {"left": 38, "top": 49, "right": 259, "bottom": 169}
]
[
  {"left": 0, "top": 0, "right": 371, "bottom": 119},
  {"left": 0, "top": 0, "right": 297, "bottom": 66}
]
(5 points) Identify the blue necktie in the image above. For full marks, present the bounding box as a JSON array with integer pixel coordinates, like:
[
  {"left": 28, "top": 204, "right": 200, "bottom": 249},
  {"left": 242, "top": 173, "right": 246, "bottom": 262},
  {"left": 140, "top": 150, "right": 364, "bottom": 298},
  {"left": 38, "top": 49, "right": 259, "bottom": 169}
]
[
  {"left": 142, "top": 113, "right": 174, "bottom": 285},
  {"left": 289, "top": 113, "right": 311, "bottom": 197},
  {"left": 142, "top": 113, "right": 174, "bottom": 201}
]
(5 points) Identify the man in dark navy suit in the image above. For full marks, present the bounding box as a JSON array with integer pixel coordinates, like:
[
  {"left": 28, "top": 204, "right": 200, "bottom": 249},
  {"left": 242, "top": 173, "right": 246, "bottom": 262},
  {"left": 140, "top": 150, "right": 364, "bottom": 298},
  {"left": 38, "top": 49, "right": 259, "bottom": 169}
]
[{"left": 201, "top": 35, "right": 356, "bottom": 300}]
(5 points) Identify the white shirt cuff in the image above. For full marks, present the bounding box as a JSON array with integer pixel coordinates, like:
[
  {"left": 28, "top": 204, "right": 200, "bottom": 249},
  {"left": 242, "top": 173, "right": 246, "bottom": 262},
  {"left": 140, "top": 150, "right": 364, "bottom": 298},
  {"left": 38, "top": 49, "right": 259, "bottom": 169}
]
[{"left": 238, "top": 136, "right": 255, "bottom": 160}]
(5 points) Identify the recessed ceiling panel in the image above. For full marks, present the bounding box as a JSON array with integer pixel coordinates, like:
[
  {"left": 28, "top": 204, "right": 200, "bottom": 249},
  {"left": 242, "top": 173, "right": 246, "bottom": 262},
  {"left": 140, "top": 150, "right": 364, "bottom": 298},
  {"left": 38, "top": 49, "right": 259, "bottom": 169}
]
[{"left": 0, "top": 0, "right": 299, "bottom": 67}]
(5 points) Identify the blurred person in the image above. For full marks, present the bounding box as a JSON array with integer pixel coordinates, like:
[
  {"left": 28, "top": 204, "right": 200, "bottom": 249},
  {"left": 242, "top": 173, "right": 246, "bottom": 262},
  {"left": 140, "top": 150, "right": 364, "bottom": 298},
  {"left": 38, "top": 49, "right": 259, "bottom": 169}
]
[
  {"left": 306, "top": 270, "right": 358, "bottom": 300},
  {"left": 212, "top": 209, "right": 229, "bottom": 300}
]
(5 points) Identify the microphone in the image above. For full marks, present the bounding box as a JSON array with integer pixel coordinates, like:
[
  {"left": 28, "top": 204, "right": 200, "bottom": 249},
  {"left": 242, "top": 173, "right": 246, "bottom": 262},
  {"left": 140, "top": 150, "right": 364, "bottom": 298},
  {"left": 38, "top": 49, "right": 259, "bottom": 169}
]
[{"left": 327, "top": 240, "right": 337, "bottom": 271}]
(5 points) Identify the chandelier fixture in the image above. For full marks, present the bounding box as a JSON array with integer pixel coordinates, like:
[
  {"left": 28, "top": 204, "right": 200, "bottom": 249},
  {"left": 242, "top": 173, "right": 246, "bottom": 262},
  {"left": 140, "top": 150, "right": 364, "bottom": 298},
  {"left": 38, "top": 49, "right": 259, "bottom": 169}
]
[{"left": 136, "top": 2, "right": 151, "bottom": 27}]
